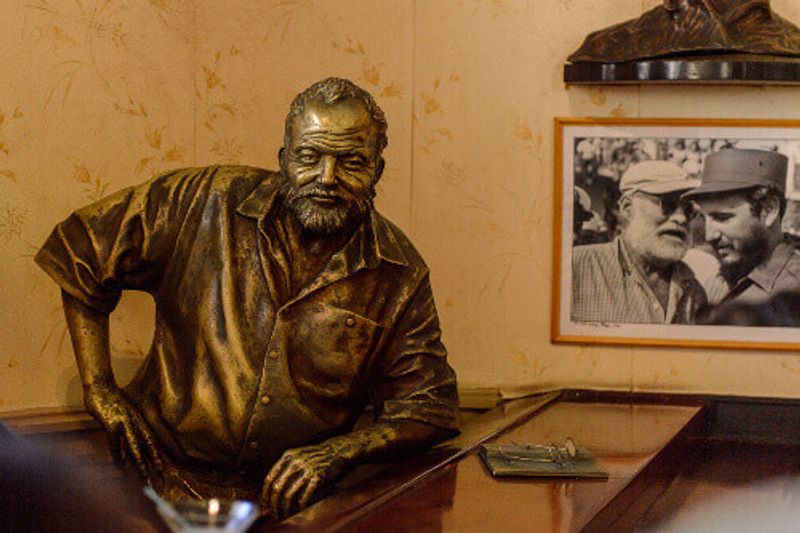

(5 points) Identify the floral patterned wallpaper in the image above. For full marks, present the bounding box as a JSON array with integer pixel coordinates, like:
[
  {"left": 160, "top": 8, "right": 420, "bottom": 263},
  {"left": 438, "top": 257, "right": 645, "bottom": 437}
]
[
  {"left": 3, "top": 0, "right": 800, "bottom": 411},
  {"left": 1, "top": 0, "right": 415, "bottom": 410}
]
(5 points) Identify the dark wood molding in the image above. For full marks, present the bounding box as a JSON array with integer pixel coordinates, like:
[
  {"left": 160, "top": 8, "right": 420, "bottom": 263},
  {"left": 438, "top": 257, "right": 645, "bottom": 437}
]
[
  {"left": 563, "top": 389, "right": 800, "bottom": 445},
  {"left": 562, "top": 389, "right": 800, "bottom": 406},
  {"left": 564, "top": 57, "right": 800, "bottom": 85},
  {"left": 6, "top": 388, "right": 800, "bottom": 439},
  {"left": 1, "top": 406, "right": 95, "bottom": 435}
]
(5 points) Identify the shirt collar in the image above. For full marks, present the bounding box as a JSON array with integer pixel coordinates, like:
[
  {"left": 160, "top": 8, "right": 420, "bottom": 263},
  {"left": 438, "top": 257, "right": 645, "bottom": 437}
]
[
  {"left": 236, "top": 170, "right": 282, "bottom": 219},
  {"left": 745, "top": 241, "right": 794, "bottom": 293},
  {"left": 235, "top": 171, "right": 407, "bottom": 269}
]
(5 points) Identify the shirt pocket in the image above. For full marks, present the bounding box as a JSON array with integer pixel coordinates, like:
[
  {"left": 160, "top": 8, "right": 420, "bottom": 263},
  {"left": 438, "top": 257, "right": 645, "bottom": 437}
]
[{"left": 289, "top": 304, "right": 383, "bottom": 401}]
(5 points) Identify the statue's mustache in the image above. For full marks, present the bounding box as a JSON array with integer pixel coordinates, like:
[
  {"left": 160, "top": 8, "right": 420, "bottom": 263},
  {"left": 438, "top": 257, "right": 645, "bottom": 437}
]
[{"left": 297, "top": 186, "right": 348, "bottom": 200}]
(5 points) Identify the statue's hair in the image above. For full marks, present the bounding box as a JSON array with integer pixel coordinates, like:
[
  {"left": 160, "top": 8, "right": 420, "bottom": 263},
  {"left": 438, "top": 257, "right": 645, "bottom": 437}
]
[{"left": 284, "top": 77, "right": 388, "bottom": 153}]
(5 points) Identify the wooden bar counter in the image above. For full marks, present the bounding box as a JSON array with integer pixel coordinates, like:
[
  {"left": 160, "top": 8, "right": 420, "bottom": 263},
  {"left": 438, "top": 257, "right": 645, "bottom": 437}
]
[
  {"left": 311, "top": 400, "right": 704, "bottom": 532},
  {"left": 4, "top": 393, "right": 707, "bottom": 532},
  {"left": 272, "top": 393, "right": 705, "bottom": 532}
]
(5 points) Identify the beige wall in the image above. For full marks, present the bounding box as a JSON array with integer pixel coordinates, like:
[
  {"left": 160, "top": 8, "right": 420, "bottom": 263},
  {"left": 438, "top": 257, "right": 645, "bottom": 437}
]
[{"left": 2, "top": 0, "right": 800, "bottom": 412}]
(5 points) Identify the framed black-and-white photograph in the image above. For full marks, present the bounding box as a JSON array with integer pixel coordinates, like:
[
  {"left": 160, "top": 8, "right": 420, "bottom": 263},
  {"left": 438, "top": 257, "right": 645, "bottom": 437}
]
[{"left": 552, "top": 118, "right": 800, "bottom": 351}]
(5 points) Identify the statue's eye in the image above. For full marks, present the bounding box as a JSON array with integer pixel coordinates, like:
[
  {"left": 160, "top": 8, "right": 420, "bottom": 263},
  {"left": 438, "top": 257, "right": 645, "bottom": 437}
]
[
  {"left": 295, "top": 151, "right": 319, "bottom": 164},
  {"left": 341, "top": 156, "right": 366, "bottom": 170}
]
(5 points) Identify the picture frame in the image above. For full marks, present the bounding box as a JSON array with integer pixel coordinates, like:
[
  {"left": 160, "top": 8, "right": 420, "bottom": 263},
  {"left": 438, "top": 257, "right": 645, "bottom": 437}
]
[{"left": 552, "top": 118, "right": 800, "bottom": 351}]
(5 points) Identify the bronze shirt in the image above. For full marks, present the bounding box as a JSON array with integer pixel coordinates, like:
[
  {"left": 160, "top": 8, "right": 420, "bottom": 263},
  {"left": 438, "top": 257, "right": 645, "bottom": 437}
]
[{"left": 35, "top": 165, "right": 459, "bottom": 473}]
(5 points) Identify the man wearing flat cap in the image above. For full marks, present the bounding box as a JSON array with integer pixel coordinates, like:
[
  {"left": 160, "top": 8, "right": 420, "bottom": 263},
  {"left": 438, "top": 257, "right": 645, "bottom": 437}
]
[
  {"left": 572, "top": 161, "right": 706, "bottom": 324},
  {"left": 684, "top": 148, "right": 800, "bottom": 308}
]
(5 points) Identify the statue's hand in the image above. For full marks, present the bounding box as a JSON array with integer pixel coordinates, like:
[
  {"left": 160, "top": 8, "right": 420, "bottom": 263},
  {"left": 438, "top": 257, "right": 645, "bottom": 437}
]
[
  {"left": 84, "top": 382, "right": 163, "bottom": 481},
  {"left": 261, "top": 442, "right": 350, "bottom": 518}
]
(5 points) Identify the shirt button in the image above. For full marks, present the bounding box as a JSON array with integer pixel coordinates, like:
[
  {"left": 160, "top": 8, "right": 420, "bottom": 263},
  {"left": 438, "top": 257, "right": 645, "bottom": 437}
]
[
  {"left": 268, "top": 350, "right": 279, "bottom": 359},
  {"left": 248, "top": 441, "right": 258, "bottom": 450},
  {"left": 345, "top": 317, "right": 356, "bottom": 327},
  {"left": 260, "top": 395, "right": 271, "bottom": 405}
]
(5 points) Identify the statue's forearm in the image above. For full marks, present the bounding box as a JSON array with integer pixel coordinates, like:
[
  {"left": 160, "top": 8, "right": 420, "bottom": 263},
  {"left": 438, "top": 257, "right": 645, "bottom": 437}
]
[
  {"left": 61, "top": 290, "right": 114, "bottom": 388},
  {"left": 322, "top": 420, "right": 452, "bottom": 467},
  {"left": 262, "top": 418, "right": 454, "bottom": 517},
  {"left": 62, "top": 291, "right": 163, "bottom": 478}
]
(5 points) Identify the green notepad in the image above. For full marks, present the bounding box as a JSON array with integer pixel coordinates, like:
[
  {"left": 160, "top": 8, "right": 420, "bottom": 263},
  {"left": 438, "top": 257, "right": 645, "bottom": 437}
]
[{"left": 479, "top": 443, "right": 609, "bottom": 479}]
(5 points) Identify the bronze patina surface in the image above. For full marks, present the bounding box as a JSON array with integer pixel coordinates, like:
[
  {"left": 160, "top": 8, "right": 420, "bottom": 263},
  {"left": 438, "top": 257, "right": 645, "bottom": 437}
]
[
  {"left": 35, "top": 78, "right": 459, "bottom": 519},
  {"left": 569, "top": 0, "right": 800, "bottom": 64}
]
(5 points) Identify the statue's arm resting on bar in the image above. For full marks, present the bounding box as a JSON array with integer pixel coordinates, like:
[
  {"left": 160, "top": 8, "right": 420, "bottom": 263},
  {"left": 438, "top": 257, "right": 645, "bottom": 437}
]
[
  {"left": 262, "top": 412, "right": 451, "bottom": 517},
  {"left": 62, "top": 291, "right": 164, "bottom": 480},
  {"left": 262, "top": 273, "right": 457, "bottom": 517}
]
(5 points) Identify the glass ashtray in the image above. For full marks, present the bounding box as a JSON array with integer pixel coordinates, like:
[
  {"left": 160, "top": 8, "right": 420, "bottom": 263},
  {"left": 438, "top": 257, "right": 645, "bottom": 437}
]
[{"left": 144, "top": 487, "right": 259, "bottom": 533}]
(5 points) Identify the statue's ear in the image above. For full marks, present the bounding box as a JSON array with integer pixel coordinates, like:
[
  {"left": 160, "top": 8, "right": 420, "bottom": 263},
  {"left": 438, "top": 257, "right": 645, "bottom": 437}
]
[
  {"left": 279, "top": 147, "right": 287, "bottom": 171},
  {"left": 373, "top": 157, "right": 385, "bottom": 185}
]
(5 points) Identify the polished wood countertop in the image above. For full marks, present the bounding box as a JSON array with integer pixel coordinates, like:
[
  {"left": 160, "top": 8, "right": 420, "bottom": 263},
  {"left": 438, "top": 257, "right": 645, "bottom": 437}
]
[
  {"left": 339, "top": 401, "right": 703, "bottom": 533},
  {"left": 6, "top": 394, "right": 705, "bottom": 532}
]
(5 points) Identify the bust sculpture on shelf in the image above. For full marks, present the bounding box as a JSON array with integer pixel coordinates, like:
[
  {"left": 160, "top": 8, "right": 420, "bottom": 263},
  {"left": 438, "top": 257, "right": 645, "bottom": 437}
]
[
  {"left": 35, "top": 77, "right": 459, "bottom": 519},
  {"left": 569, "top": 0, "right": 800, "bottom": 64}
]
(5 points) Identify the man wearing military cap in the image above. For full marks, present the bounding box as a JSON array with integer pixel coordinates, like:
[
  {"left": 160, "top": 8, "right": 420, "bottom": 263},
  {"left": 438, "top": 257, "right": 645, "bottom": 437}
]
[
  {"left": 684, "top": 148, "right": 800, "bottom": 307},
  {"left": 572, "top": 160, "right": 706, "bottom": 324}
]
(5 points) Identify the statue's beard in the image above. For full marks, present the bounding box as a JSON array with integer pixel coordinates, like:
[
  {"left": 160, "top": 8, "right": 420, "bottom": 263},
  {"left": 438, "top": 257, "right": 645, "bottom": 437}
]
[{"left": 279, "top": 178, "right": 374, "bottom": 235}]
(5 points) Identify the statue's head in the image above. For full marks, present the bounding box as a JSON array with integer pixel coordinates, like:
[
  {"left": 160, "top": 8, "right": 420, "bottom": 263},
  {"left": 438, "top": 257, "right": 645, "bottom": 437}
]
[{"left": 279, "top": 78, "right": 388, "bottom": 235}]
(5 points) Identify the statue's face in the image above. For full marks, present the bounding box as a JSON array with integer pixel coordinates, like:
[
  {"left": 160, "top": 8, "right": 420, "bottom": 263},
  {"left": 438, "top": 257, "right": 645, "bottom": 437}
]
[{"left": 281, "top": 98, "right": 383, "bottom": 234}]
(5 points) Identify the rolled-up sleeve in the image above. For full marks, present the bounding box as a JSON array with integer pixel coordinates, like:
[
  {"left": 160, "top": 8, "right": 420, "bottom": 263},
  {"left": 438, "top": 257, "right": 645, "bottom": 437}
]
[
  {"left": 375, "top": 273, "right": 459, "bottom": 433},
  {"left": 35, "top": 168, "right": 201, "bottom": 313}
]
